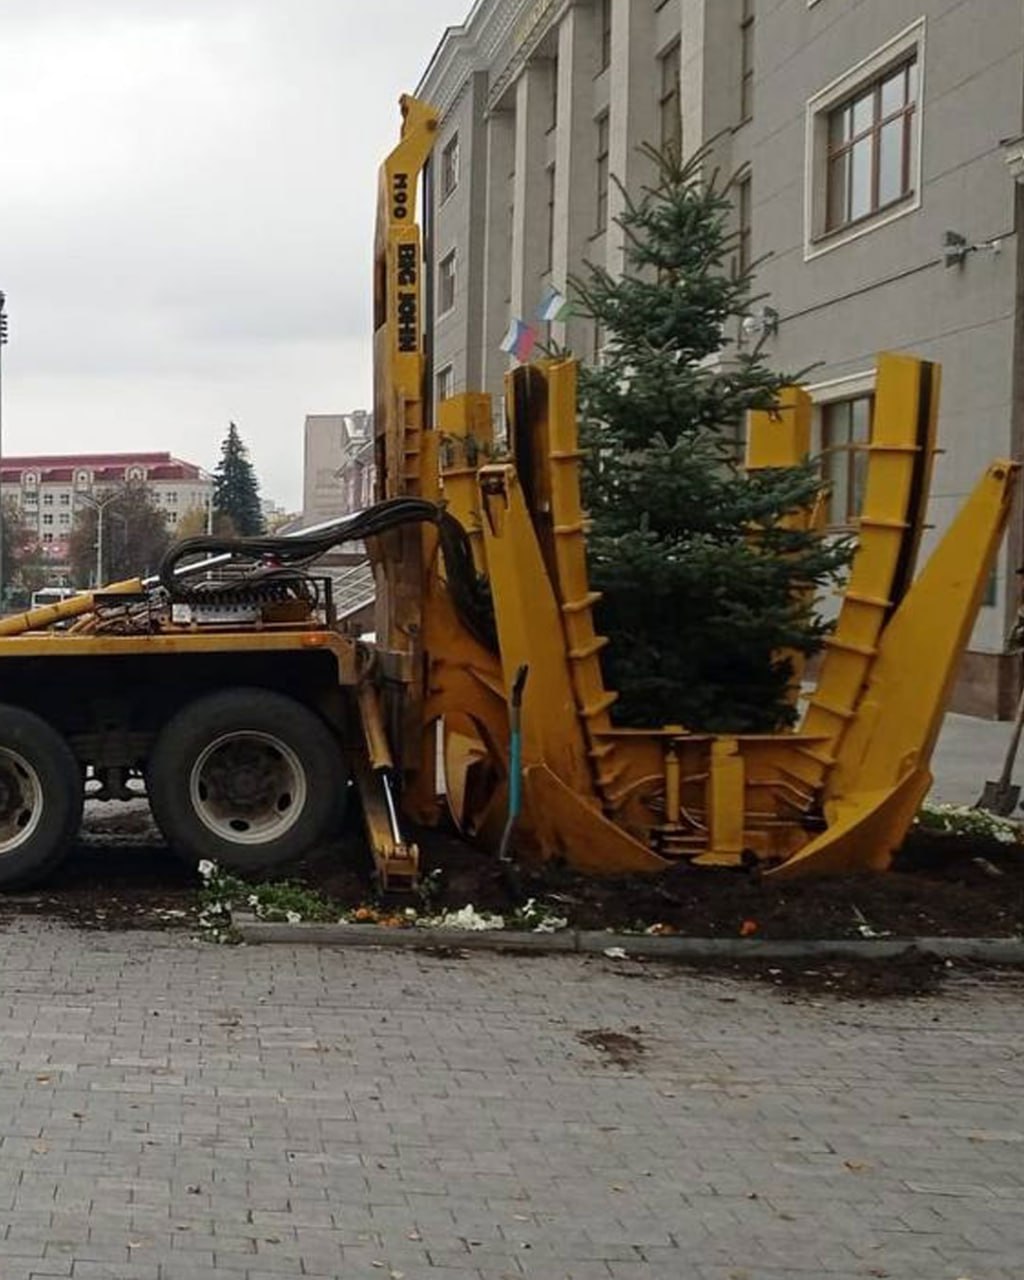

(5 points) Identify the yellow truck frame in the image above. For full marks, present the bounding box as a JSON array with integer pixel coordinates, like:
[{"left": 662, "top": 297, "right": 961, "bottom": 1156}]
[{"left": 0, "top": 94, "right": 1011, "bottom": 891}]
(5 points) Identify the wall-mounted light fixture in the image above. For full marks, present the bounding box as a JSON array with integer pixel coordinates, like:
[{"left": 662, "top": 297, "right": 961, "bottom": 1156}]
[
  {"left": 1001, "top": 134, "right": 1024, "bottom": 184},
  {"left": 741, "top": 306, "right": 779, "bottom": 340},
  {"left": 944, "top": 229, "right": 1002, "bottom": 269}
]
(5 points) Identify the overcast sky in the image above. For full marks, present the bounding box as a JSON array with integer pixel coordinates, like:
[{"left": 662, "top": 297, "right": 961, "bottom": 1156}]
[{"left": 0, "top": 0, "right": 469, "bottom": 510}]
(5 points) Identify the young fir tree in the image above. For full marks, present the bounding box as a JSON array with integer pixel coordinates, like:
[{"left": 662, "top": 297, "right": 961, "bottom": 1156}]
[
  {"left": 573, "top": 145, "right": 851, "bottom": 733},
  {"left": 213, "top": 422, "right": 264, "bottom": 537}
]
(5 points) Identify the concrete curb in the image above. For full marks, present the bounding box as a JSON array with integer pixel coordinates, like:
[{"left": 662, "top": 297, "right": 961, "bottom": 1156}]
[{"left": 230, "top": 915, "right": 1024, "bottom": 962}]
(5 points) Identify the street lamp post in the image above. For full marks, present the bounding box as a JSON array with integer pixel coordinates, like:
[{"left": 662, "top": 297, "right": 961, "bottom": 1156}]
[
  {"left": 0, "top": 291, "right": 8, "bottom": 614},
  {"left": 199, "top": 468, "right": 215, "bottom": 535},
  {"left": 75, "top": 489, "right": 124, "bottom": 588}
]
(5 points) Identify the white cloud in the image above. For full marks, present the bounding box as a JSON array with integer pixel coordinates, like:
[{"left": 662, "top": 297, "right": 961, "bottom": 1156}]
[{"left": 0, "top": 0, "right": 469, "bottom": 509}]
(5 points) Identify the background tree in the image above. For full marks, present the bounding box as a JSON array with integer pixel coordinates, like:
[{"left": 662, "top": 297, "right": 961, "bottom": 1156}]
[
  {"left": 68, "top": 482, "right": 172, "bottom": 586},
  {"left": 0, "top": 499, "right": 46, "bottom": 606},
  {"left": 573, "top": 145, "right": 851, "bottom": 732},
  {"left": 174, "top": 506, "right": 210, "bottom": 541},
  {"left": 213, "top": 422, "right": 264, "bottom": 536}
]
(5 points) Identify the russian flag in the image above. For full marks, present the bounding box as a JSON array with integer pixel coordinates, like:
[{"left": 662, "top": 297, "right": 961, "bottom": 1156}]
[{"left": 500, "top": 318, "right": 537, "bottom": 363}]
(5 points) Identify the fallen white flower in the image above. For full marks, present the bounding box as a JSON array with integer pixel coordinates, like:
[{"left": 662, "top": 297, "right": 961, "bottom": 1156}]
[
  {"left": 285, "top": 911, "right": 302, "bottom": 925},
  {"left": 603, "top": 946, "right": 628, "bottom": 960},
  {"left": 532, "top": 916, "right": 569, "bottom": 933},
  {"left": 197, "top": 859, "right": 217, "bottom": 882},
  {"left": 436, "top": 904, "right": 505, "bottom": 931}
]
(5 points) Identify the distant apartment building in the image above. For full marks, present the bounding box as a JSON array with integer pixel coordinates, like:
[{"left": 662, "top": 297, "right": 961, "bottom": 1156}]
[
  {"left": 302, "top": 411, "right": 375, "bottom": 527},
  {"left": 417, "top": 0, "right": 1024, "bottom": 716},
  {"left": 0, "top": 451, "right": 211, "bottom": 565}
]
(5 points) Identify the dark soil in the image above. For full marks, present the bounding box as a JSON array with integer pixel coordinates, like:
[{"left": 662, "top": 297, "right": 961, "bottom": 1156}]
[
  {"left": 2, "top": 805, "right": 1023, "bottom": 1001},
  {"left": 0, "top": 805, "right": 198, "bottom": 931},
  {"left": 303, "top": 824, "right": 1024, "bottom": 942},
  {"left": 576, "top": 1026, "right": 647, "bottom": 1069}
]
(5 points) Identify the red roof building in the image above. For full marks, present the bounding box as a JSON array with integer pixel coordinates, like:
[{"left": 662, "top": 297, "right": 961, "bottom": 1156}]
[{"left": 0, "top": 451, "right": 212, "bottom": 564}]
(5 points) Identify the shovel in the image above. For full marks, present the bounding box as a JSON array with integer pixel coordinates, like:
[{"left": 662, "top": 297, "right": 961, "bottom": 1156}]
[{"left": 976, "top": 681, "right": 1024, "bottom": 815}]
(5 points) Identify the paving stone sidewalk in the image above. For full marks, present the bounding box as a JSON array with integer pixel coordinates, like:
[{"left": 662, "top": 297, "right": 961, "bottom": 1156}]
[{"left": 0, "top": 921, "right": 1021, "bottom": 1280}]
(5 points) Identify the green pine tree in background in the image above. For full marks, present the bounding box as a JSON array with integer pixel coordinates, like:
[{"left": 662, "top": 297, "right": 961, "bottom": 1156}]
[
  {"left": 213, "top": 422, "right": 265, "bottom": 537},
  {"left": 573, "top": 144, "right": 852, "bottom": 733}
]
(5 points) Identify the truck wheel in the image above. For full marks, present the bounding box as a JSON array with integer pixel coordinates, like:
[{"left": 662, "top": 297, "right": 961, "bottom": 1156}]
[
  {"left": 147, "top": 688, "right": 346, "bottom": 875},
  {"left": 0, "top": 705, "right": 82, "bottom": 888}
]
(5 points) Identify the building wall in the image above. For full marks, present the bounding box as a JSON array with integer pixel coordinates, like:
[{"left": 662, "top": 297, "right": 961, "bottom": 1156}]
[
  {"left": 0, "top": 452, "right": 211, "bottom": 562},
  {"left": 417, "top": 0, "right": 1024, "bottom": 716},
  {"left": 302, "top": 411, "right": 374, "bottom": 526}
]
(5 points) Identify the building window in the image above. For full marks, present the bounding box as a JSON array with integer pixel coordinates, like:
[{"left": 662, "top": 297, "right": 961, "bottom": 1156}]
[
  {"left": 826, "top": 59, "right": 917, "bottom": 232},
  {"left": 737, "top": 174, "right": 752, "bottom": 274},
  {"left": 659, "top": 41, "right": 681, "bottom": 160},
  {"left": 165, "top": 491, "right": 178, "bottom": 505},
  {"left": 437, "top": 364, "right": 454, "bottom": 403},
  {"left": 59, "top": 513, "right": 70, "bottom": 526},
  {"left": 42, "top": 532, "right": 53, "bottom": 544},
  {"left": 441, "top": 134, "right": 460, "bottom": 202},
  {"left": 438, "top": 250, "right": 457, "bottom": 316},
  {"left": 42, "top": 513, "right": 54, "bottom": 526},
  {"left": 740, "top": 0, "right": 754, "bottom": 123},
  {"left": 545, "top": 164, "right": 556, "bottom": 271},
  {"left": 599, "top": 0, "right": 612, "bottom": 72},
  {"left": 805, "top": 22, "right": 924, "bottom": 257},
  {"left": 59, "top": 493, "right": 70, "bottom": 506},
  {"left": 548, "top": 58, "right": 559, "bottom": 131},
  {"left": 43, "top": 493, "right": 54, "bottom": 506},
  {"left": 821, "top": 395, "right": 873, "bottom": 526},
  {"left": 595, "top": 114, "right": 610, "bottom": 234}
]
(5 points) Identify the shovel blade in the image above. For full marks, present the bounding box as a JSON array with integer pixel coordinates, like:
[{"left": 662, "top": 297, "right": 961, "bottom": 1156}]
[{"left": 976, "top": 781, "right": 1021, "bottom": 816}]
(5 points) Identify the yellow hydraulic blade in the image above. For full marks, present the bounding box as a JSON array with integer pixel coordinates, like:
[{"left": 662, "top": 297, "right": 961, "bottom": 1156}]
[
  {"left": 772, "top": 459, "right": 1018, "bottom": 878},
  {"left": 795, "top": 354, "right": 939, "bottom": 787},
  {"left": 523, "top": 765, "right": 671, "bottom": 876}
]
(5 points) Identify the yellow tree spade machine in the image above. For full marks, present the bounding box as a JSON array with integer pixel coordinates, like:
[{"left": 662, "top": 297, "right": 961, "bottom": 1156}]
[{"left": 0, "top": 94, "right": 1013, "bottom": 890}]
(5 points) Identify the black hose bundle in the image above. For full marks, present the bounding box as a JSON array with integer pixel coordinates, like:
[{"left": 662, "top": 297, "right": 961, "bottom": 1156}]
[{"left": 159, "top": 498, "right": 497, "bottom": 650}]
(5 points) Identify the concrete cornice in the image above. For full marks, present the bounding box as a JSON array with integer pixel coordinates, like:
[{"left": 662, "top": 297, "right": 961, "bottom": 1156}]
[
  {"left": 416, "top": 0, "right": 522, "bottom": 120},
  {"left": 416, "top": 0, "right": 574, "bottom": 123}
]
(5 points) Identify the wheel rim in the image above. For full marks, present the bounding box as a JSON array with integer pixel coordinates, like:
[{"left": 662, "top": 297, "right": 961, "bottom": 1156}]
[
  {"left": 189, "top": 731, "right": 307, "bottom": 846},
  {"left": 0, "top": 748, "right": 44, "bottom": 856}
]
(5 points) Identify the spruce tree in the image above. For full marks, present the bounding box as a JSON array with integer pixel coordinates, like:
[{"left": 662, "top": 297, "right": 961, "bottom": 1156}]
[
  {"left": 213, "top": 422, "right": 265, "bottom": 537},
  {"left": 573, "top": 145, "right": 851, "bottom": 733}
]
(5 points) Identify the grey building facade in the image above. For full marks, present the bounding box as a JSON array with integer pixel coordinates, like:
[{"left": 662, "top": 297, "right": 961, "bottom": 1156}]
[
  {"left": 417, "top": 0, "right": 1024, "bottom": 717},
  {"left": 302, "top": 410, "right": 374, "bottom": 528}
]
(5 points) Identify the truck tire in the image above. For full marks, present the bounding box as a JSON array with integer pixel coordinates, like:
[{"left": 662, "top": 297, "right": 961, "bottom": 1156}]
[
  {"left": 147, "top": 688, "right": 346, "bottom": 875},
  {"left": 0, "top": 705, "right": 82, "bottom": 888}
]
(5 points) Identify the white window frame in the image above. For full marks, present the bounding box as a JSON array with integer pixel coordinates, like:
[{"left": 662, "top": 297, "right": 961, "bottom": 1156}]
[
  {"left": 436, "top": 364, "right": 455, "bottom": 403},
  {"left": 440, "top": 133, "right": 460, "bottom": 203},
  {"left": 807, "top": 369, "right": 877, "bottom": 529},
  {"left": 803, "top": 18, "right": 925, "bottom": 261},
  {"left": 438, "top": 250, "right": 457, "bottom": 318}
]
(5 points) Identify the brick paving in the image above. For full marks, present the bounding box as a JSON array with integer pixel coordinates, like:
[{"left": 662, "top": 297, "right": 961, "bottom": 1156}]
[{"left": 0, "top": 922, "right": 1020, "bottom": 1279}]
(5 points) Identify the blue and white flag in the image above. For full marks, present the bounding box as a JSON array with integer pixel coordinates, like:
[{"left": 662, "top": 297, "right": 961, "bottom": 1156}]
[{"left": 537, "top": 285, "right": 572, "bottom": 323}]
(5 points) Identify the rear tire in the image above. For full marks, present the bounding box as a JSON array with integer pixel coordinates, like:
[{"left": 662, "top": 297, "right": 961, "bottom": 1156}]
[
  {"left": 147, "top": 688, "right": 346, "bottom": 875},
  {"left": 0, "top": 705, "right": 82, "bottom": 889}
]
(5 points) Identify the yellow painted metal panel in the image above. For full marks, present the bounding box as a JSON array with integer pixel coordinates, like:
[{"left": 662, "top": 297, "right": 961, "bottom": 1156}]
[
  {"left": 746, "top": 387, "right": 811, "bottom": 470},
  {"left": 478, "top": 464, "right": 597, "bottom": 802}
]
